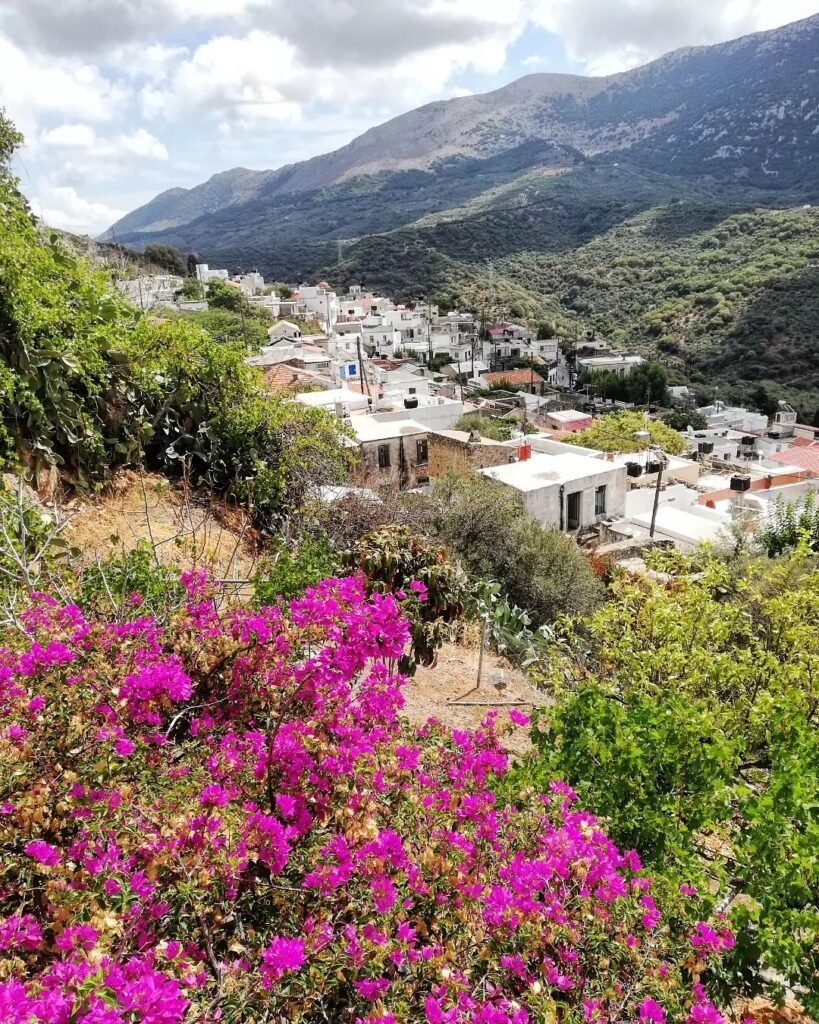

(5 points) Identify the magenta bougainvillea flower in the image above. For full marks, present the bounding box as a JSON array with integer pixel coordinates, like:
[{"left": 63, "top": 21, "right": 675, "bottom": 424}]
[{"left": 0, "top": 575, "right": 732, "bottom": 1023}]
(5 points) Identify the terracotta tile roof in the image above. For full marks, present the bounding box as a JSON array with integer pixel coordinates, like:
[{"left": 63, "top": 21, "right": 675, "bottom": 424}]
[
  {"left": 345, "top": 381, "right": 384, "bottom": 398},
  {"left": 261, "top": 364, "right": 300, "bottom": 393},
  {"left": 769, "top": 443, "right": 819, "bottom": 473},
  {"left": 482, "top": 369, "right": 546, "bottom": 387}
]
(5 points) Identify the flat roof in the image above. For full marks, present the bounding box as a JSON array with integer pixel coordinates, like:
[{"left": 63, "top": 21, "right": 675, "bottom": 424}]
[
  {"left": 547, "top": 409, "right": 590, "bottom": 422},
  {"left": 481, "top": 452, "right": 621, "bottom": 491},
  {"left": 578, "top": 355, "right": 644, "bottom": 365},
  {"left": 351, "top": 417, "right": 428, "bottom": 443},
  {"left": 296, "top": 388, "right": 369, "bottom": 409},
  {"left": 632, "top": 508, "right": 728, "bottom": 544}
]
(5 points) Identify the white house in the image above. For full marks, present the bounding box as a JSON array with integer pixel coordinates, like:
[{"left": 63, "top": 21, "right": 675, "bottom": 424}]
[
  {"left": 268, "top": 321, "right": 302, "bottom": 341},
  {"left": 194, "top": 263, "right": 229, "bottom": 283},
  {"left": 298, "top": 283, "right": 339, "bottom": 331},
  {"left": 481, "top": 452, "right": 626, "bottom": 531},
  {"left": 576, "top": 354, "right": 645, "bottom": 376}
]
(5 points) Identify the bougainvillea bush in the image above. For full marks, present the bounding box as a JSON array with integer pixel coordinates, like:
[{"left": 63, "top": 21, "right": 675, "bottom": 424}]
[{"left": 0, "top": 573, "right": 731, "bottom": 1023}]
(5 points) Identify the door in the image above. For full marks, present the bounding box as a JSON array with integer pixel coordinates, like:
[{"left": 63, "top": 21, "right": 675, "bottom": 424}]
[{"left": 567, "top": 491, "right": 581, "bottom": 531}]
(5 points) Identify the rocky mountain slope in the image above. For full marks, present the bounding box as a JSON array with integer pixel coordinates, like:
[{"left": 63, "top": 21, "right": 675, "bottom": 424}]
[{"left": 107, "top": 13, "right": 819, "bottom": 249}]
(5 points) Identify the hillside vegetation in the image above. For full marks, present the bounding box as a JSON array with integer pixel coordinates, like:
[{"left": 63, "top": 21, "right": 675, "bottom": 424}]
[{"left": 0, "top": 110, "right": 350, "bottom": 529}]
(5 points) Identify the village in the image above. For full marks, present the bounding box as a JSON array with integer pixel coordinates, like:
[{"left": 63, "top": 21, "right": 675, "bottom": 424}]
[{"left": 126, "top": 264, "right": 819, "bottom": 561}]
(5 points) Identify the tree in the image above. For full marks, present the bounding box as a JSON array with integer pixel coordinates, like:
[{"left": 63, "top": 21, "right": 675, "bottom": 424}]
[
  {"left": 750, "top": 384, "right": 778, "bottom": 419},
  {"left": 510, "top": 550, "right": 819, "bottom": 1012},
  {"left": 536, "top": 321, "right": 555, "bottom": 339},
  {"left": 432, "top": 475, "right": 603, "bottom": 624},
  {"left": 186, "top": 252, "right": 199, "bottom": 277},
  {"left": 0, "top": 106, "right": 23, "bottom": 166},
  {"left": 179, "top": 277, "right": 204, "bottom": 300},
  {"left": 662, "top": 409, "right": 708, "bottom": 432},
  {"left": 563, "top": 410, "right": 688, "bottom": 455},
  {"left": 143, "top": 243, "right": 186, "bottom": 276}
]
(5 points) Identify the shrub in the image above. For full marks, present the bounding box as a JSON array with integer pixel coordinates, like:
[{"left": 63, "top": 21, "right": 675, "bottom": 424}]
[
  {"left": 509, "top": 552, "right": 819, "bottom": 1010},
  {"left": 432, "top": 475, "right": 603, "bottom": 624},
  {"left": 563, "top": 411, "right": 688, "bottom": 455},
  {"left": 342, "top": 525, "right": 467, "bottom": 671},
  {"left": 0, "top": 573, "right": 730, "bottom": 1023}
]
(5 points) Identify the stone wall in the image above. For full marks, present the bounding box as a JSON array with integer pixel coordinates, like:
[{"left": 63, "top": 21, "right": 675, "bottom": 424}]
[{"left": 427, "top": 434, "right": 515, "bottom": 478}]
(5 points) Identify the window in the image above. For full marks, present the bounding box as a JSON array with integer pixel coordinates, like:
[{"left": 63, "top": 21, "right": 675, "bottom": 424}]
[
  {"left": 416, "top": 440, "right": 428, "bottom": 466},
  {"left": 595, "top": 485, "right": 607, "bottom": 516},
  {"left": 408, "top": 387, "right": 416, "bottom": 395},
  {"left": 567, "top": 491, "right": 581, "bottom": 531},
  {"left": 377, "top": 444, "right": 391, "bottom": 470}
]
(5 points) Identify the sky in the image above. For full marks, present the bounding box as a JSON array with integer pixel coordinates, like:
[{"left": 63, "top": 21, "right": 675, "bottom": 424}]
[{"left": 0, "top": 0, "right": 816, "bottom": 236}]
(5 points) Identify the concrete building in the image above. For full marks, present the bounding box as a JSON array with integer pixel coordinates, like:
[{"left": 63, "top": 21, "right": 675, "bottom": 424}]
[
  {"left": 480, "top": 452, "right": 626, "bottom": 531},
  {"left": 545, "top": 409, "right": 592, "bottom": 433},
  {"left": 298, "top": 283, "right": 339, "bottom": 330},
  {"left": 269, "top": 321, "right": 302, "bottom": 341},
  {"left": 427, "top": 429, "right": 516, "bottom": 478},
  {"left": 350, "top": 417, "right": 430, "bottom": 489},
  {"left": 576, "top": 354, "right": 644, "bottom": 377},
  {"left": 194, "top": 264, "right": 229, "bottom": 283}
]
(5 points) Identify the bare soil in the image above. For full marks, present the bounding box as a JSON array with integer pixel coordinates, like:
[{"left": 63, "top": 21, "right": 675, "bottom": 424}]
[{"left": 403, "top": 641, "right": 549, "bottom": 756}]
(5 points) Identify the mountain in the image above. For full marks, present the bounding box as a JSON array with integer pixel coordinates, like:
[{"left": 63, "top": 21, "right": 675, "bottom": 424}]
[
  {"left": 105, "top": 14, "right": 819, "bottom": 414},
  {"left": 107, "top": 13, "right": 819, "bottom": 251}
]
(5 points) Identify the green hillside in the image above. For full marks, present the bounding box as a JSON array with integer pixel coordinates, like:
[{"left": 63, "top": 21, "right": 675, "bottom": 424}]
[{"left": 321, "top": 193, "right": 819, "bottom": 416}]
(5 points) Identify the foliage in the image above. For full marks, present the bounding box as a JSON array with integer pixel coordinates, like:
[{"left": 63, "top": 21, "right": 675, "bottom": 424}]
[
  {"left": 453, "top": 413, "right": 516, "bottom": 442},
  {"left": 0, "top": 169, "right": 145, "bottom": 479},
  {"left": 756, "top": 492, "right": 819, "bottom": 556},
  {"left": 206, "top": 278, "right": 255, "bottom": 315},
  {"left": 0, "top": 573, "right": 732, "bottom": 1024},
  {"left": 0, "top": 108, "right": 22, "bottom": 165},
  {"left": 143, "top": 243, "right": 185, "bottom": 276},
  {"left": 583, "top": 363, "right": 669, "bottom": 406},
  {"left": 563, "top": 411, "right": 688, "bottom": 455},
  {"left": 177, "top": 307, "right": 269, "bottom": 349},
  {"left": 662, "top": 410, "right": 708, "bottom": 432},
  {"left": 432, "top": 475, "right": 603, "bottom": 624},
  {"left": 342, "top": 525, "right": 466, "bottom": 672},
  {"left": 178, "top": 277, "right": 204, "bottom": 300},
  {"left": 79, "top": 540, "right": 185, "bottom": 620},
  {"left": 252, "top": 533, "right": 339, "bottom": 604},
  {"left": 510, "top": 552, "right": 819, "bottom": 1010},
  {"left": 0, "top": 112, "right": 351, "bottom": 532}
]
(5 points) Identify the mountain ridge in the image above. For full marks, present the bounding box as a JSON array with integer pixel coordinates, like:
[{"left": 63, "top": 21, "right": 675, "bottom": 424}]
[{"left": 105, "top": 11, "right": 819, "bottom": 245}]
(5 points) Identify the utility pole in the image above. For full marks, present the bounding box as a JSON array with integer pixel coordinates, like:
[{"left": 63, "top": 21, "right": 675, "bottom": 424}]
[
  {"left": 427, "top": 296, "right": 432, "bottom": 368},
  {"left": 650, "top": 452, "right": 664, "bottom": 538},
  {"left": 356, "top": 333, "right": 371, "bottom": 401}
]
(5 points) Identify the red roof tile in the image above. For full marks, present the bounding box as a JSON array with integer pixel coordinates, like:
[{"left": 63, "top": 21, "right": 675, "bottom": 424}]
[
  {"left": 261, "top": 365, "right": 300, "bottom": 393},
  {"left": 482, "top": 369, "right": 546, "bottom": 387},
  {"left": 769, "top": 444, "right": 819, "bottom": 473}
]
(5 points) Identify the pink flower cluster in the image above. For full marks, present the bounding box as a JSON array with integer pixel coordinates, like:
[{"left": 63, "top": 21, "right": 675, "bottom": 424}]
[{"left": 0, "top": 573, "right": 733, "bottom": 1023}]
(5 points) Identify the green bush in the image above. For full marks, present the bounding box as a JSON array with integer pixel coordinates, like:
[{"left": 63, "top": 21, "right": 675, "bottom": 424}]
[{"left": 432, "top": 474, "right": 602, "bottom": 624}]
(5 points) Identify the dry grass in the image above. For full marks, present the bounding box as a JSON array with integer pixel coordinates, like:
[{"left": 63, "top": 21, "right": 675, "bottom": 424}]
[{"left": 63, "top": 471, "right": 261, "bottom": 596}]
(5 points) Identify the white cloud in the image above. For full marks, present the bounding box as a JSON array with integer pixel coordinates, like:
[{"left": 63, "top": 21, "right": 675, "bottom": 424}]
[
  {"left": 532, "top": 0, "right": 819, "bottom": 73},
  {"left": 0, "top": 38, "right": 124, "bottom": 135},
  {"left": 521, "top": 53, "right": 547, "bottom": 67},
  {"left": 41, "top": 123, "right": 98, "bottom": 148},
  {"left": 29, "top": 184, "right": 126, "bottom": 234}
]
